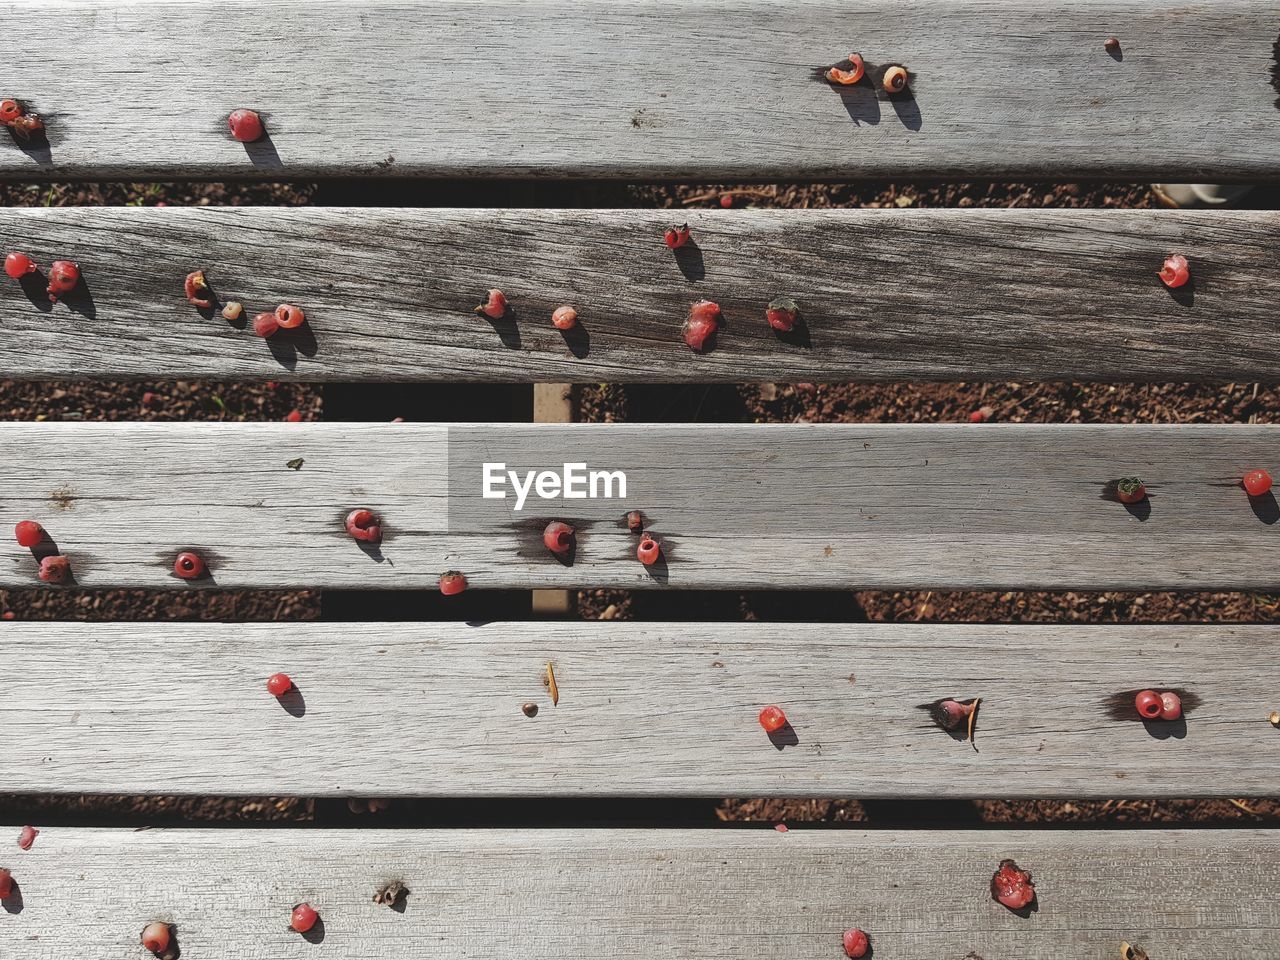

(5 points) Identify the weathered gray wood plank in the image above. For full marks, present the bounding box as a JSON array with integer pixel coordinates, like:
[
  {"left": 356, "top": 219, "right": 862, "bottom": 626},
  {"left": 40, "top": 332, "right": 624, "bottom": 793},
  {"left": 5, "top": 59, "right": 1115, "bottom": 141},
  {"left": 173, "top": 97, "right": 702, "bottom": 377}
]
[
  {"left": 2, "top": 621, "right": 1279, "bottom": 797},
  {"left": 3, "top": 422, "right": 1280, "bottom": 590},
  {"left": 1, "top": 827, "right": 1276, "bottom": 959},
  {"left": 2, "top": 1, "right": 1279, "bottom": 180},
  {"left": 3, "top": 207, "right": 1280, "bottom": 381}
]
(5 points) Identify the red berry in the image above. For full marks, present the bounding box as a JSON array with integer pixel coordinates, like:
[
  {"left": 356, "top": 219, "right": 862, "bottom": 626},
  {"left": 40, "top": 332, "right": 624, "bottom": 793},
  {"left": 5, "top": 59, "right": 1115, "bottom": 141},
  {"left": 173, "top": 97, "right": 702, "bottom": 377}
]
[
  {"left": 637, "top": 536, "right": 661, "bottom": 565},
  {"left": 184, "top": 269, "right": 213, "bottom": 308},
  {"left": 543, "top": 520, "right": 574, "bottom": 555},
  {"left": 683, "top": 300, "right": 721, "bottom": 351},
  {"left": 16, "top": 825, "right": 37, "bottom": 850},
  {"left": 14, "top": 520, "right": 43, "bottom": 548},
  {"left": 290, "top": 902, "right": 319, "bottom": 933},
  {"left": 1, "top": 612, "right": 13, "bottom": 620},
  {"left": 253, "top": 311, "right": 280, "bottom": 337},
  {"left": 774, "top": 823, "right": 788, "bottom": 833},
  {"left": 38, "top": 555, "right": 69, "bottom": 583},
  {"left": 825, "top": 53, "right": 866, "bottom": 85},
  {"left": 4, "top": 252, "right": 36, "bottom": 279},
  {"left": 968, "top": 405, "right": 994, "bottom": 423},
  {"left": 173, "top": 551, "right": 205, "bottom": 579},
  {"left": 626, "top": 509, "right": 644, "bottom": 533},
  {"left": 475, "top": 289, "right": 508, "bottom": 320},
  {"left": 765, "top": 297, "right": 798, "bottom": 333},
  {"left": 759, "top": 705, "right": 788, "bottom": 733},
  {"left": 882, "top": 65, "right": 909, "bottom": 93},
  {"left": 227, "top": 109, "right": 264, "bottom": 143},
  {"left": 0, "top": 868, "right": 10, "bottom": 899},
  {"left": 1115, "top": 477, "right": 1147, "bottom": 504},
  {"left": 551, "top": 305, "right": 578, "bottom": 330},
  {"left": 719, "top": 194, "right": 733, "bottom": 209},
  {"left": 991, "top": 859, "right": 1035, "bottom": 911},
  {"left": 842, "top": 928, "right": 870, "bottom": 959},
  {"left": 141, "top": 921, "right": 170, "bottom": 955},
  {"left": 46, "top": 260, "right": 79, "bottom": 301},
  {"left": 284, "top": 410, "right": 303, "bottom": 422},
  {"left": 345, "top": 509, "right": 382, "bottom": 543},
  {"left": 1160, "top": 690, "right": 1182, "bottom": 721},
  {"left": 1159, "top": 254, "right": 1190, "bottom": 289},
  {"left": 142, "top": 391, "right": 157, "bottom": 406},
  {"left": 930, "top": 698, "right": 975, "bottom": 731},
  {"left": 663, "top": 224, "right": 691, "bottom": 250},
  {"left": 439, "top": 570, "right": 467, "bottom": 595},
  {"left": 1135, "top": 689, "right": 1162, "bottom": 719},
  {"left": 267, "top": 672, "right": 293, "bottom": 697},
  {"left": 0, "top": 100, "right": 22, "bottom": 124},
  {"left": 275, "top": 303, "right": 306, "bottom": 329},
  {"left": 1243, "top": 469, "right": 1272, "bottom": 497}
]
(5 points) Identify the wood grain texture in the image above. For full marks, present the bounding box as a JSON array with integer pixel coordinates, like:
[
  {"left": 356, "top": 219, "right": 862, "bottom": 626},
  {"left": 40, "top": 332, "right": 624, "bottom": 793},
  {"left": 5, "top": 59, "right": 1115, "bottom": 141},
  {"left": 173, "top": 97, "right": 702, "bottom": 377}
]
[
  {"left": 3, "top": 621, "right": 1280, "bottom": 797},
  {"left": 3, "top": 207, "right": 1280, "bottom": 381},
  {"left": 1, "top": 827, "right": 1277, "bottom": 959},
  {"left": 3, "top": 422, "right": 1280, "bottom": 591},
  {"left": 2, "top": 1, "right": 1279, "bottom": 180}
]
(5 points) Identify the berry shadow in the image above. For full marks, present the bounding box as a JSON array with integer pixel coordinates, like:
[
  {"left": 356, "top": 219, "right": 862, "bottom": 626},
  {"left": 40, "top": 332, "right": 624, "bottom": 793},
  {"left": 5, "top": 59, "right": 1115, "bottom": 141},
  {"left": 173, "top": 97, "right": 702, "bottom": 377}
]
[
  {"left": 916, "top": 700, "right": 974, "bottom": 743},
  {"left": 1003, "top": 899, "right": 1039, "bottom": 920},
  {"left": 1165, "top": 274, "right": 1195, "bottom": 308},
  {"left": 767, "top": 722, "right": 800, "bottom": 750},
  {"left": 560, "top": 321, "right": 590, "bottom": 359},
  {"left": 27, "top": 534, "right": 77, "bottom": 586},
  {"left": 1107, "top": 41, "right": 1124, "bottom": 62},
  {"left": 277, "top": 684, "right": 306, "bottom": 719},
  {"left": 811, "top": 63, "right": 882, "bottom": 126},
  {"left": 1249, "top": 490, "right": 1279, "bottom": 525},
  {"left": 267, "top": 323, "right": 319, "bottom": 372},
  {"left": 191, "top": 275, "right": 222, "bottom": 325},
  {"left": 300, "top": 916, "right": 325, "bottom": 945},
  {"left": 480, "top": 308, "right": 521, "bottom": 349},
  {"left": 2, "top": 878, "right": 23, "bottom": 914},
  {"left": 673, "top": 241, "right": 705, "bottom": 282},
  {"left": 240, "top": 122, "right": 283, "bottom": 171},
  {"left": 6, "top": 122, "right": 52, "bottom": 169},
  {"left": 388, "top": 889, "right": 409, "bottom": 914},
  {"left": 773, "top": 314, "right": 812, "bottom": 350},
  {"left": 643, "top": 543, "right": 670, "bottom": 585},
  {"left": 886, "top": 86, "right": 922, "bottom": 132},
  {"left": 17, "top": 271, "right": 52, "bottom": 312},
  {"left": 1141, "top": 717, "right": 1187, "bottom": 740},
  {"left": 60, "top": 273, "right": 97, "bottom": 320}
]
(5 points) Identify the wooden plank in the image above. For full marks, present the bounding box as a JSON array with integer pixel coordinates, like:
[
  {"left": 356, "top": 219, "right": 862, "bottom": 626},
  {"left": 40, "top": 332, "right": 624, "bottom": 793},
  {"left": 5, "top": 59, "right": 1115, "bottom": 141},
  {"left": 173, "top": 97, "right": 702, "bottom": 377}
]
[
  {"left": 1, "top": 827, "right": 1277, "bottom": 959},
  {"left": 4, "top": 422, "right": 1280, "bottom": 591},
  {"left": 3, "top": 621, "right": 1280, "bottom": 797},
  {"left": 2, "top": 0, "right": 1279, "bottom": 180},
  {"left": 532, "top": 383, "right": 574, "bottom": 614},
  {"left": 3, "top": 207, "right": 1280, "bottom": 382}
]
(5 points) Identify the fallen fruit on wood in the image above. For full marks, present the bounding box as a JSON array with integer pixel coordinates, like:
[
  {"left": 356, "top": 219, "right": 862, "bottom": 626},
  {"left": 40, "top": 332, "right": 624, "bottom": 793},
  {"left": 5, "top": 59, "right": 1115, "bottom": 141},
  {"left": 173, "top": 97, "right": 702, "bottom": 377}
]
[
  {"left": 345, "top": 509, "right": 382, "bottom": 543},
  {"left": 1158, "top": 254, "right": 1189, "bottom": 289},
  {"left": 882, "top": 64, "right": 909, "bottom": 93},
  {"left": 0, "top": 868, "right": 11, "bottom": 899},
  {"left": 4, "top": 252, "right": 36, "bottom": 280},
  {"left": 1115, "top": 477, "right": 1147, "bottom": 504},
  {"left": 227, "top": 109, "right": 264, "bottom": 143},
  {"left": 221, "top": 301, "right": 243, "bottom": 321},
  {"left": 522, "top": 701, "right": 538, "bottom": 717},
  {"left": 765, "top": 297, "right": 798, "bottom": 333},
  {"left": 1159, "top": 690, "right": 1182, "bottom": 721},
  {"left": 842, "top": 927, "right": 870, "bottom": 958},
  {"left": 46, "top": 259, "right": 80, "bottom": 302},
  {"left": 253, "top": 311, "right": 280, "bottom": 337},
  {"left": 184, "top": 269, "right": 213, "bottom": 308},
  {"left": 475, "top": 288, "right": 508, "bottom": 320},
  {"left": 1119, "top": 941, "right": 1148, "bottom": 960},
  {"left": 373, "top": 880, "right": 406, "bottom": 907},
  {"left": 140, "top": 921, "right": 171, "bottom": 956},
  {"left": 439, "top": 570, "right": 468, "bottom": 595},
  {"left": 825, "top": 53, "right": 865, "bottom": 85},
  {"left": 275, "top": 303, "right": 306, "bottom": 329},
  {"left": 173, "top": 551, "right": 205, "bottom": 580},
  {"left": 929, "top": 698, "right": 976, "bottom": 731},
  {"left": 683, "top": 300, "right": 721, "bottom": 351},
  {"left": 991, "top": 858, "right": 1035, "bottom": 911},
  {"left": 663, "top": 224, "right": 691, "bottom": 250},
  {"left": 38, "top": 554, "right": 70, "bottom": 583},
  {"left": 0, "top": 99, "right": 43, "bottom": 139},
  {"left": 1105, "top": 37, "right": 1121, "bottom": 54},
  {"left": 290, "top": 902, "right": 319, "bottom": 933},
  {"left": 626, "top": 509, "right": 644, "bottom": 533},
  {"left": 1243, "top": 469, "right": 1272, "bottom": 497},
  {"left": 552, "top": 305, "right": 578, "bottom": 330},
  {"left": 13, "top": 520, "right": 43, "bottom": 548},
  {"left": 543, "top": 521, "right": 574, "bottom": 555},
  {"left": 16, "top": 825, "right": 37, "bottom": 850},
  {"left": 637, "top": 535, "right": 661, "bottom": 565},
  {"left": 758, "top": 705, "right": 788, "bottom": 733},
  {"left": 1134, "top": 689, "right": 1162, "bottom": 719},
  {"left": 267, "top": 672, "right": 293, "bottom": 697}
]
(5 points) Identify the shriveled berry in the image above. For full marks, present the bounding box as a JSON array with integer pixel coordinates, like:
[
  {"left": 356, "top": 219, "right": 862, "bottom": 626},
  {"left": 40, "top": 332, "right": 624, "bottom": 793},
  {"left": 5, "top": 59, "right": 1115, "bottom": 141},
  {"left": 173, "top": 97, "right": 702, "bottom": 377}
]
[
  {"left": 275, "top": 303, "right": 306, "bottom": 329},
  {"left": 475, "top": 289, "right": 508, "bottom": 320},
  {"left": 637, "top": 536, "right": 661, "bottom": 565},
  {"left": 1159, "top": 254, "right": 1190, "bottom": 289},
  {"left": 765, "top": 297, "right": 798, "bottom": 332},
  {"left": 253, "top": 311, "right": 280, "bottom": 337},
  {"left": 758, "top": 705, "right": 788, "bottom": 733},
  {"left": 4, "top": 252, "right": 36, "bottom": 279},
  {"left": 221, "top": 301, "right": 243, "bottom": 321},
  {"left": 664, "top": 224, "right": 691, "bottom": 250},
  {"left": 968, "top": 406, "right": 994, "bottom": 423},
  {"left": 140, "top": 921, "right": 171, "bottom": 955},
  {"left": 1244, "top": 469, "right": 1272, "bottom": 497},
  {"left": 991, "top": 859, "right": 1035, "bottom": 911},
  {"left": 1135, "top": 689, "right": 1162, "bottom": 719},
  {"left": 439, "top": 571, "right": 468, "bottom": 595},
  {"left": 0, "top": 100, "right": 22, "bottom": 124},
  {"left": 0, "top": 868, "right": 11, "bottom": 899},
  {"left": 1160, "top": 690, "right": 1182, "bottom": 721},
  {"left": 345, "top": 509, "right": 382, "bottom": 543},
  {"left": 683, "top": 300, "right": 721, "bottom": 351},
  {"left": 14, "top": 520, "right": 43, "bottom": 548},
  {"left": 1115, "top": 477, "right": 1147, "bottom": 504},
  {"left": 882, "top": 65, "right": 909, "bottom": 93},
  {"left": 46, "top": 260, "right": 80, "bottom": 302},
  {"left": 184, "top": 269, "right": 213, "bottom": 308},
  {"left": 267, "top": 672, "right": 293, "bottom": 697},
  {"left": 173, "top": 551, "right": 205, "bottom": 579},
  {"left": 1105, "top": 37, "right": 1121, "bottom": 54},
  {"left": 930, "top": 698, "right": 975, "bottom": 731},
  {"left": 551, "top": 305, "right": 578, "bottom": 330},
  {"left": 543, "top": 520, "right": 574, "bottom": 555},
  {"left": 626, "top": 509, "right": 644, "bottom": 533},
  {"left": 842, "top": 928, "right": 870, "bottom": 959},
  {"left": 227, "top": 109, "right": 264, "bottom": 143},
  {"left": 38, "top": 555, "right": 69, "bottom": 583},
  {"left": 522, "top": 701, "right": 538, "bottom": 717},
  {"left": 826, "top": 53, "right": 865, "bottom": 86},
  {"left": 290, "top": 902, "right": 319, "bottom": 933},
  {"left": 16, "top": 825, "right": 37, "bottom": 850}
]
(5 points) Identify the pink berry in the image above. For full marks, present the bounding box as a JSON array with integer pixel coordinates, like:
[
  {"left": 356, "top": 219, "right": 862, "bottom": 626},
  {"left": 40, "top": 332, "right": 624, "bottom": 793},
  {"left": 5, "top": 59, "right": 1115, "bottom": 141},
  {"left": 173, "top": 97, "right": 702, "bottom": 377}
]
[
  {"left": 774, "top": 823, "right": 788, "bottom": 833},
  {"left": 227, "top": 109, "right": 264, "bottom": 143},
  {"left": 46, "top": 259, "right": 79, "bottom": 301},
  {"left": 759, "top": 705, "right": 788, "bottom": 733},
  {"left": 683, "top": 300, "right": 721, "bottom": 351},
  {"left": 38, "top": 555, "right": 69, "bottom": 583},
  {"left": 14, "top": 520, "right": 43, "bottom": 548},
  {"left": 345, "top": 509, "right": 382, "bottom": 543},
  {"left": 719, "top": 193, "right": 733, "bottom": 209},
  {"left": 551, "top": 305, "right": 578, "bottom": 330},
  {"left": 439, "top": 571, "right": 468, "bottom": 595},
  {"left": 543, "top": 520, "right": 574, "bottom": 555},
  {"left": 1134, "top": 689, "right": 1162, "bottom": 719},
  {"left": 290, "top": 902, "right": 319, "bottom": 933},
  {"left": 765, "top": 297, "right": 797, "bottom": 332},
  {"left": 267, "top": 672, "right": 293, "bottom": 697},
  {"left": 991, "top": 859, "right": 1035, "bottom": 911},
  {"left": 16, "top": 825, "right": 37, "bottom": 850},
  {"left": 4, "top": 252, "right": 36, "bottom": 279},
  {"left": 173, "top": 551, "right": 205, "bottom": 579},
  {"left": 637, "top": 535, "right": 661, "bottom": 565},
  {"left": 663, "top": 224, "right": 691, "bottom": 249},
  {"left": 930, "top": 698, "right": 975, "bottom": 730},
  {"left": 0, "top": 868, "right": 11, "bottom": 899},
  {"left": 842, "top": 928, "right": 869, "bottom": 958},
  {"left": 475, "top": 289, "right": 508, "bottom": 320},
  {"left": 1160, "top": 691, "right": 1182, "bottom": 721},
  {"left": 253, "top": 311, "right": 280, "bottom": 337},
  {"left": 284, "top": 410, "right": 302, "bottom": 422},
  {"left": 184, "top": 269, "right": 213, "bottom": 308},
  {"left": 275, "top": 303, "right": 305, "bottom": 329},
  {"left": 1158, "top": 254, "right": 1190, "bottom": 289},
  {"left": 140, "top": 921, "right": 170, "bottom": 955}
]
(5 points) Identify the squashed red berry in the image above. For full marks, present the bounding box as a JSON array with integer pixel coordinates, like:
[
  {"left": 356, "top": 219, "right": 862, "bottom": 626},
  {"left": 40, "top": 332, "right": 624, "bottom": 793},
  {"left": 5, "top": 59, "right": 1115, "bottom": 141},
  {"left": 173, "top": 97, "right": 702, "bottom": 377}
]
[
  {"left": 0, "top": 100, "right": 42, "bottom": 138},
  {"left": 842, "top": 928, "right": 870, "bottom": 958},
  {"left": 882, "top": 65, "right": 908, "bottom": 93},
  {"left": 46, "top": 260, "right": 79, "bottom": 302},
  {"left": 140, "top": 921, "right": 171, "bottom": 955},
  {"left": 16, "top": 825, "right": 37, "bottom": 850},
  {"left": 765, "top": 297, "right": 798, "bottom": 332},
  {"left": 683, "top": 300, "right": 721, "bottom": 351},
  {"left": 4, "top": 252, "right": 36, "bottom": 279},
  {"left": 759, "top": 705, "right": 788, "bottom": 733},
  {"left": 1160, "top": 691, "right": 1182, "bottom": 721},
  {"left": 227, "top": 109, "right": 264, "bottom": 143},
  {"left": 173, "top": 551, "right": 205, "bottom": 579},
  {"left": 543, "top": 521, "right": 574, "bottom": 555},
  {"left": 475, "top": 289, "right": 508, "bottom": 320},
  {"left": 267, "top": 672, "right": 293, "bottom": 697},
  {"left": 0, "top": 868, "right": 11, "bottom": 899},
  {"left": 290, "top": 902, "right": 318, "bottom": 933},
  {"left": 663, "top": 224, "right": 691, "bottom": 250},
  {"left": 826, "top": 53, "right": 865, "bottom": 85},
  {"left": 184, "top": 269, "right": 213, "bottom": 308},
  {"left": 1159, "top": 254, "right": 1190, "bottom": 289},
  {"left": 439, "top": 571, "right": 467, "bottom": 595},
  {"left": 1134, "top": 689, "right": 1162, "bottom": 719},
  {"left": 990, "top": 858, "right": 1035, "bottom": 911},
  {"left": 38, "top": 555, "right": 69, "bottom": 583},
  {"left": 345, "top": 509, "right": 382, "bottom": 543},
  {"left": 0, "top": 100, "right": 22, "bottom": 124},
  {"left": 551, "top": 305, "right": 578, "bottom": 330},
  {"left": 1244, "top": 469, "right": 1272, "bottom": 497},
  {"left": 14, "top": 520, "right": 43, "bottom": 548},
  {"left": 253, "top": 311, "right": 280, "bottom": 337},
  {"left": 637, "top": 536, "right": 661, "bottom": 565},
  {"left": 1115, "top": 477, "right": 1147, "bottom": 504},
  {"left": 275, "top": 303, "right": 306, "bottom": 329}
]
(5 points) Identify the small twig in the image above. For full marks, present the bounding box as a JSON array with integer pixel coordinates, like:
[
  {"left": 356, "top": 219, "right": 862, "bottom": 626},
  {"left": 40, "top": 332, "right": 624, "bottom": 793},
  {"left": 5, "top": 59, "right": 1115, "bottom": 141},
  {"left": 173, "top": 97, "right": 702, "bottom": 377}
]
[
  {"left": 1229, "top": 798, "right": 1260, "bottom": 816},
  {"left": 967, "top": 697, "right": 981, "bottom": 752},
  {"left": 546, "top": 662, "right": 559, "bottom": 706}
]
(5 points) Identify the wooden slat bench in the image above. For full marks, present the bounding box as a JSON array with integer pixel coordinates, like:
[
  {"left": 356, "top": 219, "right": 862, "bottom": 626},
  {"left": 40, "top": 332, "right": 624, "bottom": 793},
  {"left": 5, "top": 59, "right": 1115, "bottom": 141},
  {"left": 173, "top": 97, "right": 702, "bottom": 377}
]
[{"left": 4, "top": 0, "right": 1280, "bottom": 957}]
